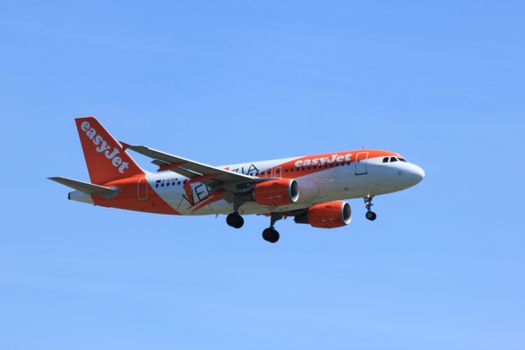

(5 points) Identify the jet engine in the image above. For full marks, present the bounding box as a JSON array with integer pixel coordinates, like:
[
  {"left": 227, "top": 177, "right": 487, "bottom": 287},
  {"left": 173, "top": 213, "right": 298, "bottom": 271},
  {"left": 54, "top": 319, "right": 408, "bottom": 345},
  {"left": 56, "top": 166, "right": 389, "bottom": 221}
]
[
  {"left": 294, "top": 201, "right": 351, "bottom": 228},
  {"left": 253, "top": 179, "right": 299, "bottom": 206}
]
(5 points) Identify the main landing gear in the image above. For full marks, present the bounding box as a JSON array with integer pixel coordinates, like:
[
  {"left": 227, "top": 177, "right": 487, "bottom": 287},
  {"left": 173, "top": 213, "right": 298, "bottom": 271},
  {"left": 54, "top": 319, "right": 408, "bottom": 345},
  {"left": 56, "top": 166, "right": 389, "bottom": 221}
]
[
  {"left": 226, "top": 212, "right": 244, "bottom": 229},
  {"left": 262, "top": 213, "right": 283, "bottom": 243},
  {"left": 226, "top": 211, "right": 281, "bottom": 243},
  {"left": 364, "top": 195, "right": 377, "bottom": 221}
]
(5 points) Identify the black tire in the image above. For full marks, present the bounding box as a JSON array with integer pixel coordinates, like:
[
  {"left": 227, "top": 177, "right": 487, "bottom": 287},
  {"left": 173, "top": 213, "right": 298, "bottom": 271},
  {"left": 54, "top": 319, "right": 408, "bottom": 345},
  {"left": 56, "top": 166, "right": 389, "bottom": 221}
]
[
  {"left": 262, "top": 228, "right": 280, "bottom": 243},
  {"left": 226, "top": 213, "right": 244, "bottom": 228},
  {"left": 365, "top": 211, "right": 377, "bottom": 221}
]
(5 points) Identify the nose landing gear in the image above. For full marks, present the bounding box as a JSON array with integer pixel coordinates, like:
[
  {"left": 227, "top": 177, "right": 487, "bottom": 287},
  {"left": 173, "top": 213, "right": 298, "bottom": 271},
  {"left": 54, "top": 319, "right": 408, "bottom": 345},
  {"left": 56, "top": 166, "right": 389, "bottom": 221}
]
[
  {"left": 262, "top": 213, "right": 283, "bottom": 243},
  {"left": 365, "top": 210, "right": 377, "bottom": 221},
  {"left": 364, "top": 195, "right": 377, "bottom": 221}
]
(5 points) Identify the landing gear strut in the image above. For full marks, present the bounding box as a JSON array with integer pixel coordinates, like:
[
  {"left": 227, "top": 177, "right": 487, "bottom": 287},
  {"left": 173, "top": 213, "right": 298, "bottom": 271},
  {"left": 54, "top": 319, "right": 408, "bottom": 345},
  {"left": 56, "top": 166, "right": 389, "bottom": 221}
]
[
  {"left": 262, "top": 213, "right": 283, "bottom": 243},
  {"left": 364, "top": 195, "right": 377, "bottom": 221},
  {"left": 226, "top": 212, "right": 244, "bottom": 228}
]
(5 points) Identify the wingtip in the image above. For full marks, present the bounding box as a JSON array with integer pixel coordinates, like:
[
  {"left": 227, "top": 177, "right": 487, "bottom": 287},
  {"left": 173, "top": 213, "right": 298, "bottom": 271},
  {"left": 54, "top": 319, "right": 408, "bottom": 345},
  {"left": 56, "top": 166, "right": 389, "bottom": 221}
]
[{"left": 119, "top": 141, "right": 129, "bottom": 150}]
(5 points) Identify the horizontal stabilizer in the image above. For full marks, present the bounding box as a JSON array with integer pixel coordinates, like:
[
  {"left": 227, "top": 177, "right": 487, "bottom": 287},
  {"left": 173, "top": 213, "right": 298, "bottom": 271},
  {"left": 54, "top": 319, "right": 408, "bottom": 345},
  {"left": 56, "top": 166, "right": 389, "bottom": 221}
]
[{"left": 48, "top": 177, "right": 118, "bottom": 198}]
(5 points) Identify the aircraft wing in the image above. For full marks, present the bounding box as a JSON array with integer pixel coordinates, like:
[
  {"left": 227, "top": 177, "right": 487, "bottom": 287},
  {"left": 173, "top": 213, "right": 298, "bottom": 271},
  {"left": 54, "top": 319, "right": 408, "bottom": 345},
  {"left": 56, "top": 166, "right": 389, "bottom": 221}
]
[{"left": 122, "top": 144, "right": 258, "bottom": 186}]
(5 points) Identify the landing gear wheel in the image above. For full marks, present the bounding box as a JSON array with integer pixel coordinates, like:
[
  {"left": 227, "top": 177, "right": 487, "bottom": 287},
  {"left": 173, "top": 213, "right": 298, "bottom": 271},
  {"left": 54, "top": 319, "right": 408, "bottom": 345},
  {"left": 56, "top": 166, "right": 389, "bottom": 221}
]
[
  {"left": 365, "top": 211, "right": 377, "bottom": 221},
  {"left": 262, "top": 228, "right": 280, "bottom": 243},
  {"left": 226, "top": 213, "right": 244, "bottom": 229},
  {"left": 363, "top": 195, "right": 377, "bottom": 221}
]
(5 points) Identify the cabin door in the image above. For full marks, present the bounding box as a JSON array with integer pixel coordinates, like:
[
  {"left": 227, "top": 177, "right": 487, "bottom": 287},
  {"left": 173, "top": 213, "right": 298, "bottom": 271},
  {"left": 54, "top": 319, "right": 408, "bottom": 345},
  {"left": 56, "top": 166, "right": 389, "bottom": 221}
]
[{"left": 355, "top": 152, "right": 369, "bottom": 175}]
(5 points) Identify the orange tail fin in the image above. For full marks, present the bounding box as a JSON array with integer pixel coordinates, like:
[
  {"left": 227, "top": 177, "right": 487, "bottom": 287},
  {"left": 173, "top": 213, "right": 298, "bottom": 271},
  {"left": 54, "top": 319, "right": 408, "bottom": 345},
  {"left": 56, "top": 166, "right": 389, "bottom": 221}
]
[{"left": 75, "top": 117, "right": 143, "bottom": 184}]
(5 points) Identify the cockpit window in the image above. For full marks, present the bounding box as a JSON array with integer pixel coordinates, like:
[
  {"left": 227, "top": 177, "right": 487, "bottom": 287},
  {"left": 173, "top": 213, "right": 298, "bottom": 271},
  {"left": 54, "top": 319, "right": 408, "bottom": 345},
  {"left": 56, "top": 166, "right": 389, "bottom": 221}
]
[{"left": 383, "top": 156, "right": 408, "bottom": 163}]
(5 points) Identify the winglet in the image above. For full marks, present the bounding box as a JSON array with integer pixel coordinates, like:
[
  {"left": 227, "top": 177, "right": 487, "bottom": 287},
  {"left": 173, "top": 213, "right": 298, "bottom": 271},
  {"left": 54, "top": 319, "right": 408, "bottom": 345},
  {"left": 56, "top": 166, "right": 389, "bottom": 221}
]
[{"left": 119, "top": 141, "right": 130, "bottom": 151}]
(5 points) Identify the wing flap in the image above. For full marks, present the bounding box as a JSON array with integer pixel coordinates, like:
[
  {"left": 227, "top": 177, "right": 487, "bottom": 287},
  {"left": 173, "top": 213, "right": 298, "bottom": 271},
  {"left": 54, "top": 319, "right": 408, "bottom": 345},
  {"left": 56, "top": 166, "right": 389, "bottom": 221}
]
[{"left": 150, "top": 159, "right": 203, "bottom": 179}]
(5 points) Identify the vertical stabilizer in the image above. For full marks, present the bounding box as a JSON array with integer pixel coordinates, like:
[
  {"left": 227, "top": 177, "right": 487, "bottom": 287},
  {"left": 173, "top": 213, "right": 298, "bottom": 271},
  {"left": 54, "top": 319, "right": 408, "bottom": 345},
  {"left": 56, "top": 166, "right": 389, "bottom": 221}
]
[{"left": 75, "top": 117, "right": 143, "bottom": 184}]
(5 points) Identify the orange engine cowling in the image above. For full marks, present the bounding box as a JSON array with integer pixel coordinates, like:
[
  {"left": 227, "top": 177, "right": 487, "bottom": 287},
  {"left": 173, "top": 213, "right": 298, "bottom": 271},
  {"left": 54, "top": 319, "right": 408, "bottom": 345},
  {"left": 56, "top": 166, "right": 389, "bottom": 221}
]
[
  {"left": 294, "top": 201, "right": 351, "bottom": 228},
  {"left": 253, "top": 179, "right": 299, "bottom": 206}
]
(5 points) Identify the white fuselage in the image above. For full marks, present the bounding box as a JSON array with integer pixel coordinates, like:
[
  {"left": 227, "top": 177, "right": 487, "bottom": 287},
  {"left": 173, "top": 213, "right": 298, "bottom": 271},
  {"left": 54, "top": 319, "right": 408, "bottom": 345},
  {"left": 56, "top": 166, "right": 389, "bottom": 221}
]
[{"left": 146, "top": 155, "right": 425, "bottom": 216}]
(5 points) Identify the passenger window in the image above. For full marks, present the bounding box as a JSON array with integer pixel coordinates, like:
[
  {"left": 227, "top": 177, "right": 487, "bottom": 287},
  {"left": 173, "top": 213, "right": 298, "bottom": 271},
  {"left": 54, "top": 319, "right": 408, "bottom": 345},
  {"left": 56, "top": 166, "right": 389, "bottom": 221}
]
[
  {"left": 390, "top": 157, "right": 397, "bottom": 162},
  {"left": 382, "top": 157, "right": 388, "bottom": 163}
]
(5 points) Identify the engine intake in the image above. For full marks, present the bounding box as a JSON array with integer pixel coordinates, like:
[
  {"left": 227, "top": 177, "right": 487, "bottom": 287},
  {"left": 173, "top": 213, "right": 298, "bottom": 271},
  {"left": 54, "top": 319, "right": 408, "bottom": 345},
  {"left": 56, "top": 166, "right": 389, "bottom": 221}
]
[
  {"left": 253, "top": 179, "right": 299, "bottom": 206},
  {"left": 294, "top": 201, "right": 351, "bottom": 228}
]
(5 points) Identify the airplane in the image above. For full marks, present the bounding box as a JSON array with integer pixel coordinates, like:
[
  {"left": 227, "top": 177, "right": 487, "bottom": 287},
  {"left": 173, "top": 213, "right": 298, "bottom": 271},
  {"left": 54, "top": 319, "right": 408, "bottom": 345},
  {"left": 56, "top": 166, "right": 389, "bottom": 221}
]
[{"left": 49, "top": 117, "right": 425, "bottom": 243}]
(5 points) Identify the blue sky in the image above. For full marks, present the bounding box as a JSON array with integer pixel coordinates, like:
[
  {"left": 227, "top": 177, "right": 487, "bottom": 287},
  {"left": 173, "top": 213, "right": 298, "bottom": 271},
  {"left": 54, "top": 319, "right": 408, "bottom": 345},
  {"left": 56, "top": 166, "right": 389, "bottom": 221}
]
[{"left": 1, "top": 1, "right": 524, "bottom": 349}]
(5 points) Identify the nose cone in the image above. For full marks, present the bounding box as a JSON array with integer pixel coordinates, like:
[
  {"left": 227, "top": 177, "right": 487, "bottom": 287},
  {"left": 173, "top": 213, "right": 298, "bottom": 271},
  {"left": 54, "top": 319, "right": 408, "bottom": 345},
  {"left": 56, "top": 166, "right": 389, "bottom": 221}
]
[{"left": 405, "top": 164, "right": 425, "bottom": 186}]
